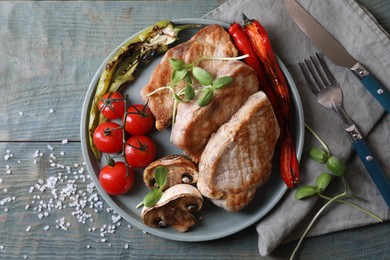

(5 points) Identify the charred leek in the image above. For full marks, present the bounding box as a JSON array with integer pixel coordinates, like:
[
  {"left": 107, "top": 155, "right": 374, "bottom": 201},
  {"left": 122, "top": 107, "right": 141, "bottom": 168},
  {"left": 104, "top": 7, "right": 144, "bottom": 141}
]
[{"left": 88, "top": 20, "right": 200, "bottom": 159}]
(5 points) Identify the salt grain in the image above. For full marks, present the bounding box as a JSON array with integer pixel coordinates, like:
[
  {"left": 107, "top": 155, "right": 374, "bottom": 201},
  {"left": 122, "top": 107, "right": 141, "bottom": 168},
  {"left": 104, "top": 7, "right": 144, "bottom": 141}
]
[
  {"left": 62, "top": 139, "right": 68, "bottom": 144},
  {"left": 49, "top": 108, "right": 54, "bottom": 113},
  {"left": 26, "top": 226, "right": 31, "bottom": 232},
  {"left": 19, "top": 111, "right": 24, "bottom": 116}
]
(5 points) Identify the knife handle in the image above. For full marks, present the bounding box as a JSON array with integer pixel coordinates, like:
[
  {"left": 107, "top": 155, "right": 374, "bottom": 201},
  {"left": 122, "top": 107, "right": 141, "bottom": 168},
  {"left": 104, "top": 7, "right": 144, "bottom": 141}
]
[
  {"left": 361, "top": 73, "right": 390, "bottom": 113},
  {"left": 353, "top": 138, "right": 390, "bottom": 207}
]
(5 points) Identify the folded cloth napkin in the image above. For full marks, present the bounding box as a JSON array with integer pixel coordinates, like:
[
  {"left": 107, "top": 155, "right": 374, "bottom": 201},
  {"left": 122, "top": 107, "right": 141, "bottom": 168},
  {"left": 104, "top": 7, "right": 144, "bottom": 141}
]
[{"left": 204, "top": 0, "right": 390, "bottom": 256}]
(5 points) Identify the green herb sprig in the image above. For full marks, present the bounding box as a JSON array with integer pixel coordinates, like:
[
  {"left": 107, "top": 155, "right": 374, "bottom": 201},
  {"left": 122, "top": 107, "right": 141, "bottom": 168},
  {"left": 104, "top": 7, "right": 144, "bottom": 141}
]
[
  {"left": 146, "top": 55, "right": 248, "bottom": 131},
  {"left": 136, "top": 166, "right": 168, "bottom": 208},
  {"left": 290, "top": 124, "right": 383, "bottom": 260}
]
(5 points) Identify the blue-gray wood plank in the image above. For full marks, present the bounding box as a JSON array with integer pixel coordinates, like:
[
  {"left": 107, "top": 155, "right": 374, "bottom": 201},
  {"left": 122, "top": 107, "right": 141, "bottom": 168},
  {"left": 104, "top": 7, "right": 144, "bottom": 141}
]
[{"left": 0, "top": 0, "right": 389, "bottom": 259}]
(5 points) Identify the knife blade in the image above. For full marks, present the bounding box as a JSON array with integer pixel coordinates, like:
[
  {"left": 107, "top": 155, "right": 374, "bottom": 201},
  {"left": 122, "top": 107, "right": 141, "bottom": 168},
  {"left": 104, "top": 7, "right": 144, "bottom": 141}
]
[{"left": 284, "top": 0, "right": 390, "bottom": 113}]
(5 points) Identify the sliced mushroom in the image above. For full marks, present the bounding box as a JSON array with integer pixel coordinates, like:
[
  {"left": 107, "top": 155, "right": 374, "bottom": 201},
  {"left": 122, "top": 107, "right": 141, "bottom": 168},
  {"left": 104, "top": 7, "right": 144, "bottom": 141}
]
[
  {"left": 141, "top": 184, "right": 203, "bottom": 232},
  {"left": 143, "top": 155, "right": 198, "bottom": 190}
]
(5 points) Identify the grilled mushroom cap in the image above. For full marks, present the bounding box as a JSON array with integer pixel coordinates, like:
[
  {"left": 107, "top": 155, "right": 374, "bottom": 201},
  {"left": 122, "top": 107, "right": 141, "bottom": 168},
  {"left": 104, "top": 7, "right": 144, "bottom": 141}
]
[
  {"left": 143, "top": 155, "right": 198, "bottom": 190},
  {"left": 141, "top": 184, "right": 203, "bottom": 232}
]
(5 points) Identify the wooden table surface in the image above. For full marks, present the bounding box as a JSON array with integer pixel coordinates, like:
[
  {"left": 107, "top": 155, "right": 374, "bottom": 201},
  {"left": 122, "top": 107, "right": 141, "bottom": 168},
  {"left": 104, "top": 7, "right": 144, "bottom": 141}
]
[{"left": 1, "top": 1, "right": 389, "bottom": 259}]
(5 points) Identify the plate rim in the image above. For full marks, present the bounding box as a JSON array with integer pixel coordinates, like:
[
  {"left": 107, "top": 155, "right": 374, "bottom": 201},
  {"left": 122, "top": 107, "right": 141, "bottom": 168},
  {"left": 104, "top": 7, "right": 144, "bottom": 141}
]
[{"left": 80, "top": 18, "right": 305, "bottom": 242}]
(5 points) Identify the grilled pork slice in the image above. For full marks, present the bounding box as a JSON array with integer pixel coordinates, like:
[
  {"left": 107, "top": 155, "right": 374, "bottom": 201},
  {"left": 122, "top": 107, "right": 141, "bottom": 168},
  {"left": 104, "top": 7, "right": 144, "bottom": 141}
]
[
  {"left": 140, "top": 24, "right": 238, "bottom": 130},
  {"left": 197, "top": 91, "right": 280, "bottom": 212},
  {"left": 172, "top": 60, "right": 259, "bottom": 163}
]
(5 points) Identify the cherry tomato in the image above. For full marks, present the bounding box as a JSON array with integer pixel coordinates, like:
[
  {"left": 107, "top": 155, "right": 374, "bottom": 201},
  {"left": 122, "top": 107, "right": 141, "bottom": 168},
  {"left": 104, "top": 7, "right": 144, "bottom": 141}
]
[
  {"left": 125, "top": 135, "right": 156, "bottom": 168},
  {"left": 124, "top": 104, "right": 155, "bottom": 135},
  {"left": 98, "top": 92, "right": 125, "bottom": 120},
  {"left": 99, "top": 161, "right": 134, "bottom": 195},
  {"left": 93, "top": 122, "right": 123, "bottom": 154}
]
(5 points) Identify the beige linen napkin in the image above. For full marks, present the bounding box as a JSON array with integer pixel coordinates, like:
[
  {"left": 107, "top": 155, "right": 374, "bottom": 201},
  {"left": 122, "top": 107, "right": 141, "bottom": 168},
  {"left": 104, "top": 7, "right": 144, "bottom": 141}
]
[{"left": 204, "top": 0, "right": 390, "bottom": 256}]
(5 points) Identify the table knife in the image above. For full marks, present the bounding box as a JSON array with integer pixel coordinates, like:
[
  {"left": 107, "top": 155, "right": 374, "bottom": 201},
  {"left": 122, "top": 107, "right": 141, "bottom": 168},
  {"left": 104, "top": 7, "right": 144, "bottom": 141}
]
[{"left": 284, "top": 0, "right": 390, "bottom": 113}]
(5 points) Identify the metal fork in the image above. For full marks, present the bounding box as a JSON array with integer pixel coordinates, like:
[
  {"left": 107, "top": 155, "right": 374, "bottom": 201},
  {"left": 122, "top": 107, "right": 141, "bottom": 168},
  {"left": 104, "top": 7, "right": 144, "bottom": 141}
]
[{"left": 300, "top": 53, "right": 390, "bottom": 207}]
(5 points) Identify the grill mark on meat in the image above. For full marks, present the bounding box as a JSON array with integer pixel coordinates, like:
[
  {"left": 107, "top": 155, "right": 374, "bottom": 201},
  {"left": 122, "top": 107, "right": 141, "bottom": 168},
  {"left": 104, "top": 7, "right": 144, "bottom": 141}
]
[{"left": 197, "top": 91, "right": 280, "bottom": 212}]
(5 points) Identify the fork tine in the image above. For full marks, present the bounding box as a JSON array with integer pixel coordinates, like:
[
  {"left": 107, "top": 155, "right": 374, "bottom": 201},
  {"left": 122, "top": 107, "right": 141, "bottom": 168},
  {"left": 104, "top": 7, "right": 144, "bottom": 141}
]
[
  {"left": 304, "top": 58, "right": 324, "bottom": 90},
  {"left": 310, "top": 55, "right": 330, "bottom": 87},
  {"left": 315, "top": 53, "right": 338, "bottom": 85},
  {"left": 299, "top": 62, "right": 320, "bottom": 95}
]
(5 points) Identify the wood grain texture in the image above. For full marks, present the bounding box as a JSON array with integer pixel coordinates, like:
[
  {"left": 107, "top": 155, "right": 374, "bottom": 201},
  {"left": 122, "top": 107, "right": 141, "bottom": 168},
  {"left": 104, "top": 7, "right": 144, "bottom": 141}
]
[{"left": 0, "top": 0, "right": 390, "bottom": 259}]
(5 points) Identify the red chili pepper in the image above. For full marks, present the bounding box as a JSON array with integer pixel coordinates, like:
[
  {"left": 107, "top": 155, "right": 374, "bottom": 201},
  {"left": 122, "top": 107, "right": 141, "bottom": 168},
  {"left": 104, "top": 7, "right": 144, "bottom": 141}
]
[
  {"left": 242, "top": 14, "right": 299, "bottom": 187},
  {"left": 228, "top": 23, "right": 279, "bottom": 113}
]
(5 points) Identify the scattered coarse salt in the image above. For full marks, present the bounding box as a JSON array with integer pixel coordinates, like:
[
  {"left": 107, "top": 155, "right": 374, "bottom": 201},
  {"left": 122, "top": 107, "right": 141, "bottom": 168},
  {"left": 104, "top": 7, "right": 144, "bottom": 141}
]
[
  {"left": 47, "top": 145, "right": 54, "bottom": 151},
  {"left": 86, "top": 245, "right": 91, "bottom": 249},
  {"left": 111, "top": 215, "right": 121, "bottom": 223},
  {"left": 0, "top": 178, "right": 2, "bottom": 184},
  {"left": 19, "top": 111, "right": 24, "bottom": 116},
  {"left": 44, "top": 225, "right": 50, "bottom": 231},
  {"left": 26, "top": 226, "right": 32, "bottom": 232},
  {"left": 33, "top": 150, "right": 40, "bottom": 158},
  {"left": 62, "top": 139, "right": 68, "bottom": 145},
  {"left": 4, "top": 208, "right": 8, "bottom": 212},
  {"left": 49, "top": 108, "right": 54, "bottom": 113},
  {"left": 0, "top": 245, "right": 3, "bottom": 250},
  {"left": 23, "top": 255, "right": 28, "bottom": 259},
  {"left": 6, "top": 169, "right": 12, "bottom": 174},
  {"left": 124, "top": 243, "right": 129, "bottom": 249},
  {"left": 4, "top": 154, "right": 10, "bottom": 161}
]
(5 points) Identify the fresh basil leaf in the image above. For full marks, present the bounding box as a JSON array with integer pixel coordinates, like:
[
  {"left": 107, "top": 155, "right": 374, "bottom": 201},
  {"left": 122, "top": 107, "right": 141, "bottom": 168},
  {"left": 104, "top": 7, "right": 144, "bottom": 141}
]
[
  {"left": 154, "top": 166, "right": 168, "bottom": 189},
  {"left": 326, "top": 156, "right": 347, "bottom": 177},
  {"left": 315, "top": 172, "right": 333, "bottom": 191},
  {"left": 171, "top": 69, "right": 188, "bottom": 85},
  {"left": 197, "top": 88, "right": 214, "bottom": 107},
  {"left": 192, "top": 66, "right": 213, "bottom": 86},
  {"left": 212, "top": 76, "right": 233, "bottom": 90},
  {"left": 169, "top": 58, "right": 186, "bottom": 71},
  {"left": 294, "top": 185, "right": 317, "bottom": 200},
  {"left": 184, "top": 85, "right": 195, "bottom": 100},
  {"left": 184, "top": 73, "right": 192, "bottom": 85},
  {"left": 143, "top": 188, "right": 163, "bottom": 207}
]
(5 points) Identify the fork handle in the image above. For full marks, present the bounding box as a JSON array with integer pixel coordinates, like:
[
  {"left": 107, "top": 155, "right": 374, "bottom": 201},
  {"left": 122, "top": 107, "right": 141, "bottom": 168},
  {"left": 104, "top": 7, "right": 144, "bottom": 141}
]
[
  {"left": 361, "top": 74, "right": 390, "bottom": 113},
  {"left": 353, "top": 139, "right": 390, "bottom": 207}
]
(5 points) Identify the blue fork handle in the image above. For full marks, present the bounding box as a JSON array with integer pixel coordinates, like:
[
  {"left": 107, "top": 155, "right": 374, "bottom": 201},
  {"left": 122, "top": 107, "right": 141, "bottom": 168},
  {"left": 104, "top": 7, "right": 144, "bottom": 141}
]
[
  {"left": 361, "top": 74, "right": 390, "bottom": 113},
  {"left": 353, "top": 139, "right": 390, "bottom": 207}
]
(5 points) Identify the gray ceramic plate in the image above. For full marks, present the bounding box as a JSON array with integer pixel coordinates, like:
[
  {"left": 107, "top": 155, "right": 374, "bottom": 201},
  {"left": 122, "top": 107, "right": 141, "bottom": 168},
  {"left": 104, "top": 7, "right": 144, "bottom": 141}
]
[{"left": 81, "top": 18, "right": 304, "bottom": 242}]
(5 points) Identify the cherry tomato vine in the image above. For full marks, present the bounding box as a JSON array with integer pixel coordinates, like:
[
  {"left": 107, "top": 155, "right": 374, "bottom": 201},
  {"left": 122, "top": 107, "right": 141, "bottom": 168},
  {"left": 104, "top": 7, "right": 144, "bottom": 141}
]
[{"left": 92, "top": 92, "right": 157, "bottom": 195}]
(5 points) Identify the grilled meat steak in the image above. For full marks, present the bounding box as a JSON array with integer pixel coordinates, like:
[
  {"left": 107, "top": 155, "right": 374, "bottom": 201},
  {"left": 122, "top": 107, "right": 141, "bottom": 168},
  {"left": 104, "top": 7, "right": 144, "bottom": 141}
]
[
  {"left": 172, "top": 60, "right": 259, "bottom": 162},
  {"left": 140, "top": 24, "right": 238, "bottom": 130},
  {"left": 197, "top": 91, "right": 280, "bottom": 212}
]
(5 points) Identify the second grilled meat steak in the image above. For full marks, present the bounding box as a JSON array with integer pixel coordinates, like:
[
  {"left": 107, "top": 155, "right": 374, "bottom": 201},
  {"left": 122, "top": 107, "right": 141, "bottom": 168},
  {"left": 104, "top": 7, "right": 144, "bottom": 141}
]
[
  {"left": 197, "top": 91, "right": 280, "bottom": 212},
  {"left": 172, "top": 60, "right": 259, "bottom": 162}
]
